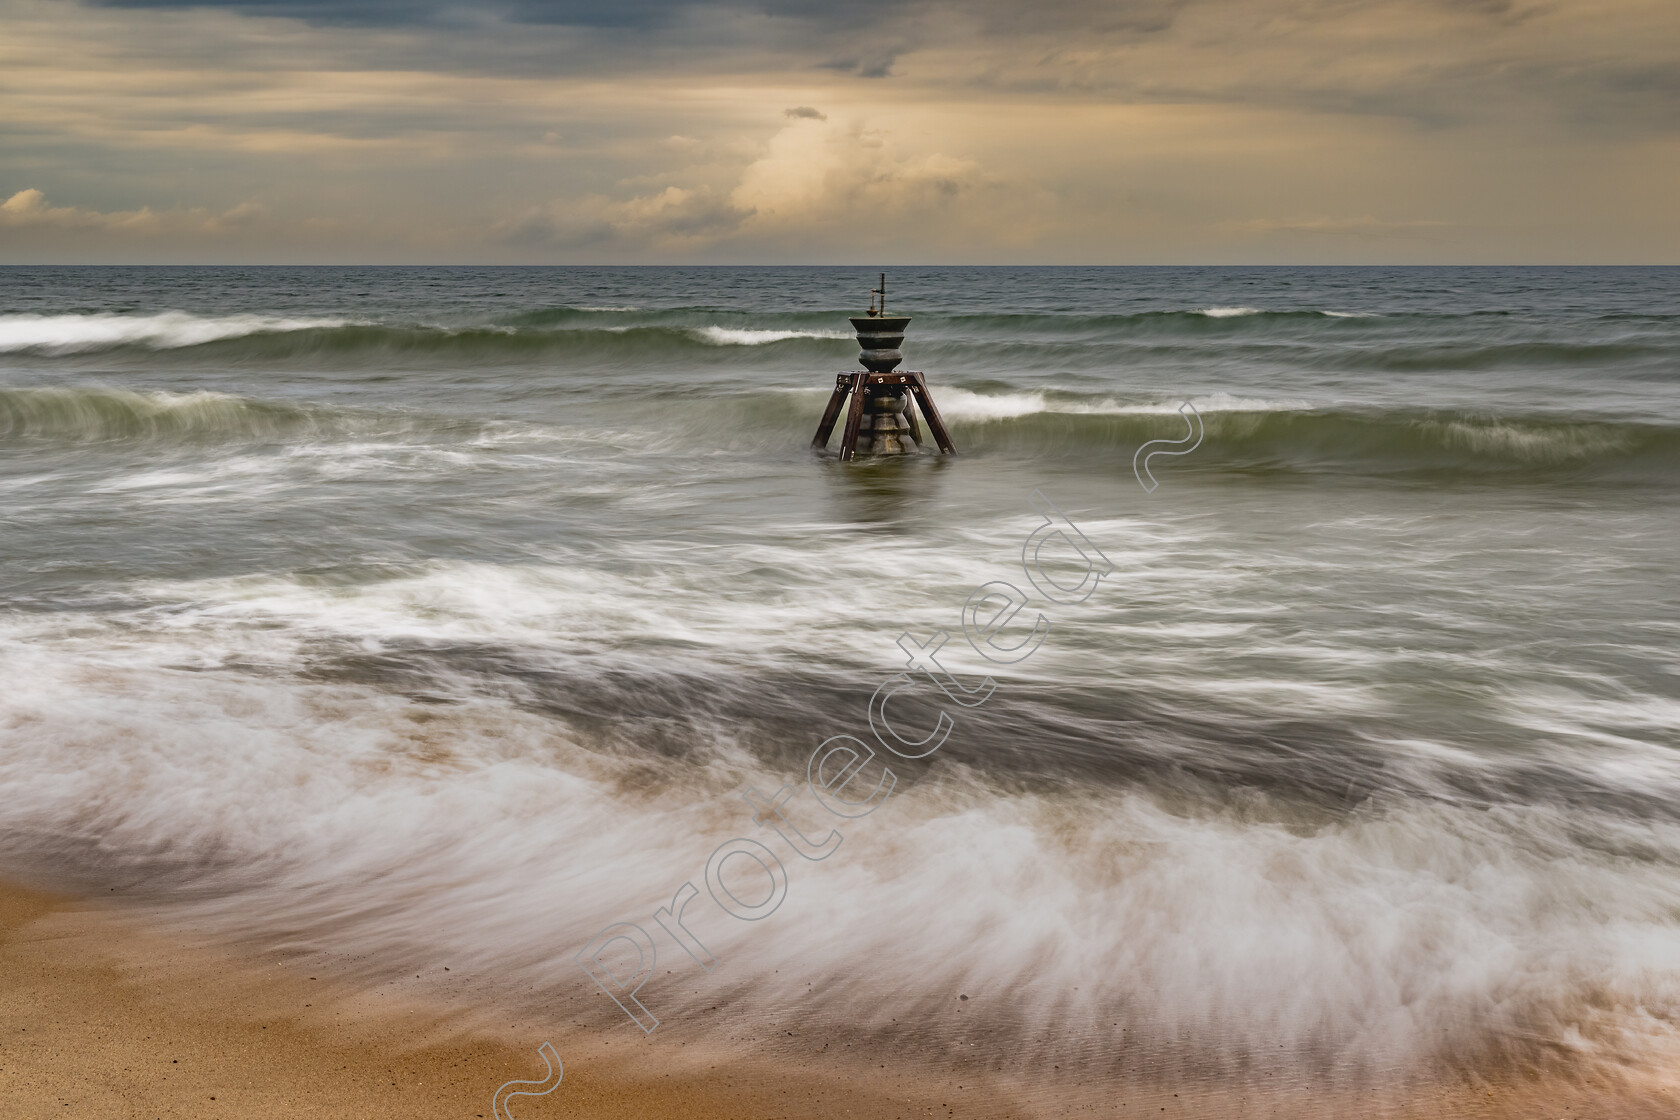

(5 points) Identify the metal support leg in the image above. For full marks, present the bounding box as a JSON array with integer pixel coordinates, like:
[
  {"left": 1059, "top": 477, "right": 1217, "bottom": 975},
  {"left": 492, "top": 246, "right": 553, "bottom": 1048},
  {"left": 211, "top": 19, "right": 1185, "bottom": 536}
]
[
  {"left": 811, "top": 375, "right": 851, "bottom": 449},
  {"left": 908, "top": 372, "right": 956, "bottom": 454},
  {"left": 838, "top": 372, "right": 870, "bottom": 461}
]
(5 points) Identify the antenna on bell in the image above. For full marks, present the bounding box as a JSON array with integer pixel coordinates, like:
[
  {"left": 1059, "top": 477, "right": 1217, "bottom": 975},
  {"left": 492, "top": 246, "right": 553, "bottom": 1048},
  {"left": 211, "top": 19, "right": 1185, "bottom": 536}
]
[{"left": 868, "top": 272, "right": 886, "bottom": 318}]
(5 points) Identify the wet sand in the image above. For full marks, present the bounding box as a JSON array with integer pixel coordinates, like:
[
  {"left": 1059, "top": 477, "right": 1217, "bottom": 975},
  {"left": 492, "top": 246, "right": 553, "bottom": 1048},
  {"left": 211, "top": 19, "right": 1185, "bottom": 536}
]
[
  {"left": 0, "top": 881, "right": 1032, "bottom": 1119},
  {"left": 2, "top": 881, "right": 1674, "bottom": 1119}
]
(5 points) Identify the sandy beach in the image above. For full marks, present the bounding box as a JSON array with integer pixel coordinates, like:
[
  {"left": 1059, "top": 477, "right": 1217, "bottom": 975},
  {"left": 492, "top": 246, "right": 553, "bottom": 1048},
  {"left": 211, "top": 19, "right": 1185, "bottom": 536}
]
[
  {"left": 5, "top": 879, "right": 1677, "bottom": 1119},
  {"left": 0, "top": 881, "right": 1041, "bottom": 1120}
]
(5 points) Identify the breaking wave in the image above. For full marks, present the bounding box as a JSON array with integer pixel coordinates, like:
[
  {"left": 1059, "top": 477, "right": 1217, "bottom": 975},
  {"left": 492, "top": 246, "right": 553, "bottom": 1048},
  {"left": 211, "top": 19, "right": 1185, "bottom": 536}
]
[
  {"left": 690, "top": 325, "right": 850, "bottom": 345},
  {"left": 0, "top": 311, "right": 352, "bottom": 353}
]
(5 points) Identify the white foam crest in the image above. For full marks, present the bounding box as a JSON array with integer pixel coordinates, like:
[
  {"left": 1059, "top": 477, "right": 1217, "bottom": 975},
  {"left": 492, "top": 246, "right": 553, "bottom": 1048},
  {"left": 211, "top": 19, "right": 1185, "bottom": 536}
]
[
  {"left": 1196, "top": 306, "right": 1262, "bottom": 318},
  {"left": 690, "top": 326, "right": 849, "bottom": 345},
  {"left": 933, "top": 387, "right": 1055, "bottom": 419},
  {"left": 934, "top": 387, "right": 1316, "bottom": 420},
  {"left": 1177, "top": 391, "right": 1317, "bottom": 413},
  {"left": 1424, "top": 418, "right": 1634, "bottom": 462},
  {"left": 0, "top": 311, "right": 352, "bottom": 353}
]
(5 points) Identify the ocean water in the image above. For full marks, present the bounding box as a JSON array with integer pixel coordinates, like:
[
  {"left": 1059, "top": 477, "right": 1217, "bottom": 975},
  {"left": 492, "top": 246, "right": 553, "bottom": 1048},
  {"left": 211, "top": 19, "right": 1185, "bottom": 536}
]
[{"left": 2, "top": 266, "right": 1678, "bottom": 1097}]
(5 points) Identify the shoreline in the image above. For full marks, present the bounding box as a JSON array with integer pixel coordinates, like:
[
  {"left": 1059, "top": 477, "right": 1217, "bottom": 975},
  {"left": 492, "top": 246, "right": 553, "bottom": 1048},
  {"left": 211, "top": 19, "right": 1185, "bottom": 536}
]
[
  {"left": 0, "top": 880, "right": 1031, "bottom": 1119},
  {"left": 4, "top": 879, "right": 1677, "bottom": 1119}
]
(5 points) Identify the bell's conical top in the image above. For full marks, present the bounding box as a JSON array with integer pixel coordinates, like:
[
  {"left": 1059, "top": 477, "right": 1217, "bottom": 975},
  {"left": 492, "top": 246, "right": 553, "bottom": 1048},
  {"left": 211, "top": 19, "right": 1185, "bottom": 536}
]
[{"left": 851, "top": 316, "right": 910, "bottom": 373}]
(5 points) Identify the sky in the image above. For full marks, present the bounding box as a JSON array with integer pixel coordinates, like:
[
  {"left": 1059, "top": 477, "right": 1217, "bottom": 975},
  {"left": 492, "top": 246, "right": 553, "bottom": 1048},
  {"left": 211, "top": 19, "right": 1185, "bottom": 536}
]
[{"left": 1, "top": 0, "right": 1676, "bottom": 264}]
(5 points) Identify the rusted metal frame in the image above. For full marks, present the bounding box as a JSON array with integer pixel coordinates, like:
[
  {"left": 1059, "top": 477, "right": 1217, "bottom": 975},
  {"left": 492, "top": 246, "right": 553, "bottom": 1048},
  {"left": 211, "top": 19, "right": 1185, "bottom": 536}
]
[
  {"left": 837, "top": 371, "right": 870, "bottom": 461},
  {"left": 907, "top": 371, "right": 955, "bottom": 454},
  {"left": 811, "top": 373, "right": 852, "bottom": 449},
  {"left": 901, "top": 385, "right": 922, "bottom": 443}
]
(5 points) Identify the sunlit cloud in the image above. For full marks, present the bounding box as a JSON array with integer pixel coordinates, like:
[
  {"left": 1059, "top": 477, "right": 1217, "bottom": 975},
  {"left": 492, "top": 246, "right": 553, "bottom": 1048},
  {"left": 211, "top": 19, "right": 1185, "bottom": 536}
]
[
  {"left": 1, "top": 188, "right": 267, "bottom": 235},
  {"left": 2, "top": 188, "right": 161, "bottom": 232},
  {"left": 1225, "top": 216, "right": 1453, "bottom": 240}
]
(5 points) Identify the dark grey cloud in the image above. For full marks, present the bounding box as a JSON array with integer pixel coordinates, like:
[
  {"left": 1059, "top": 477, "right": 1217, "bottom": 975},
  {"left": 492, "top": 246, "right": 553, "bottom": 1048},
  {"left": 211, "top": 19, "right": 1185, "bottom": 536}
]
[
  {"left": 80, "top": 0, "right": 1213, "bottom": 94},
  {"left": 86, "top": 0, "right": 943, "bottom": 83},
  {"left": 93, "top": 0, "right": 663, "bottom": 29},
  {"left": 783, "top": 105, "right": 826, "bottom": 120},
  {"left": 816, "top": 51, "right": 902, "bottom": 79},
  {"left": 69, "top": 0, "right": 1680, "bottom": 138},
  {"left": 88, "top": 0, "right": 1189, "bottom": 51},
  {"left": 92, "top": 0, "right": 908, "bottom": 30}
]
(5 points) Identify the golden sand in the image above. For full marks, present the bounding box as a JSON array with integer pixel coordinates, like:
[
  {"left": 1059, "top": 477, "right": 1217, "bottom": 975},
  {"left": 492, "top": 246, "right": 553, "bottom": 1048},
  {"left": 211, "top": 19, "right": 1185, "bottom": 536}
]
[{"left": 2, "top": 881, "right": 1674, "bottom": 1119}]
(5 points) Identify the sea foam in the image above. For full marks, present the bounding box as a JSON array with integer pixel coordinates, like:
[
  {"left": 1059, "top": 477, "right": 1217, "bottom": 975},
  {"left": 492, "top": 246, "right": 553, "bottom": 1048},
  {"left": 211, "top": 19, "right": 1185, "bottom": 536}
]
[
  {"left": 0, "top": 311, "right": 351, "bottom": 353},
  {"left": 690, "top": 326, "right": 849, "bottom": 345},
  {"left": 933, "top": 387, "right": 1316, "bottom": 421}
]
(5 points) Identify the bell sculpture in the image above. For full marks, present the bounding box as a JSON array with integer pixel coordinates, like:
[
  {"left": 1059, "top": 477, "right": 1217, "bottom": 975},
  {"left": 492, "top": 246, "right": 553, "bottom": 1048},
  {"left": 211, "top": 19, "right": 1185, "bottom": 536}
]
[{"left": 811, "top": 274, "right": 956, "bottom": 461}]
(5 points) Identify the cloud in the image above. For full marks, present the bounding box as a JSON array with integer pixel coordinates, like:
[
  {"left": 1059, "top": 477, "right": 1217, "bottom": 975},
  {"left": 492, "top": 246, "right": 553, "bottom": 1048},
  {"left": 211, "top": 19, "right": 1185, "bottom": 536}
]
[
  {"left": 205, "top": 200, "right": 269, "bottom": 229},
  {"left": 731, "top": 118, "right": 986, "bottom": 230},
  {"left": 816, "top": 49, "right": 905, "bottom": 79},
  {"left": 7, "top": 0, "right": 1680, "bottom": 262},
  {"left": 92, "top": 0, "right": 918, "bottom": 32},
  {"left": 0, "top": 188, "right": 266, "bottom": 237},
  {"left": 52, "top": 0, "right": 1680, "bottom": 135},
  {"left": 482, "top": 113, "right": 1035, "bottom": 260},
  {"left": 1226, "top": 215, "right": 1452, "bottom": 241},
  {"left": 1, "top": 188, "right": 160, "bottom": 231},
  {"left": 494, "top": 185, "right": 753, "bottom": 250}
]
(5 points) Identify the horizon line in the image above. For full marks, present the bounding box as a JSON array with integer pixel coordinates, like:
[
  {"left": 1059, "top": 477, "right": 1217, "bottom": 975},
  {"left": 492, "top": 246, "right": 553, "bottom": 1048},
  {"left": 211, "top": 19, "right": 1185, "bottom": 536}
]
[{"left": 3, "top": 262, "right": 1678, "bottom": 269}]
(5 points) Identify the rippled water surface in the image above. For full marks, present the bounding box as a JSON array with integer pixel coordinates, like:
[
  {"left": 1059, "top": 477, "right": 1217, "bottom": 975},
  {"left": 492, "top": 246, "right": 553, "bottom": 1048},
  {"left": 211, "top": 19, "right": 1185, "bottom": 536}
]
[{"left": 2, "top": 266, "right": 1678, "bottom": 1095}]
